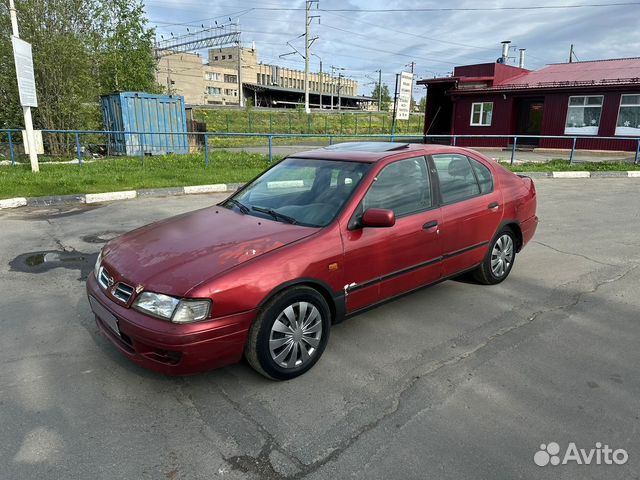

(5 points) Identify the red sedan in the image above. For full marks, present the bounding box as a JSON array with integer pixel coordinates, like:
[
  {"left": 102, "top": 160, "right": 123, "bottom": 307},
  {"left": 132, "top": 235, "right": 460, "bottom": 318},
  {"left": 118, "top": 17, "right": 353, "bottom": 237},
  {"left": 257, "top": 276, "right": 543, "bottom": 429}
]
[{"left": 86, "top": 143, "right": 537, "bottom": 380}]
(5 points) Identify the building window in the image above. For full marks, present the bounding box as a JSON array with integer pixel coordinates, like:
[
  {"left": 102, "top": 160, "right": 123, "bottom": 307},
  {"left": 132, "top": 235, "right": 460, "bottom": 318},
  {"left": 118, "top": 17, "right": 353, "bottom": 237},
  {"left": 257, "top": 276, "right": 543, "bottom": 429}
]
[
  {"left": 222, "top": 55, "right": 226, "bottom": 60},
  {"left": 224, "top": 88, "right": 237, "bottom": 96},
  {"left": 470, "top": 102, "right": 493, "bottom": 126},
  {"left": 228, "top": 54, "right": 232, "bottom": 59},
  {"left": 615, "top": 94, "right": 640, "bottom": 135},
  {"left": 207, "top": 87, "right": 221, "bottom": 95},
  {"left": 206, "top": 72, "right": 221, "bottom": 81},
  {"left": 224, "top": 74, "right": 238, "bottom": 83},
  {"left": 213, "top": 56, "right": 218, "bottom": 61},
  {"left": 565, "top": 95, "right": 603, "bottom": 135}
]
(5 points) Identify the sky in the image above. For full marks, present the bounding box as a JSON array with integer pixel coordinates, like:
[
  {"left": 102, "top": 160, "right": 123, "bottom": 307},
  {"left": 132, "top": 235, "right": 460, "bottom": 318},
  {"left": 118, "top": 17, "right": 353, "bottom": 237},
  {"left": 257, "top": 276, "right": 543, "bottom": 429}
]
[{"left": 144, "top": 0, "right": 640, "bottom": 99}]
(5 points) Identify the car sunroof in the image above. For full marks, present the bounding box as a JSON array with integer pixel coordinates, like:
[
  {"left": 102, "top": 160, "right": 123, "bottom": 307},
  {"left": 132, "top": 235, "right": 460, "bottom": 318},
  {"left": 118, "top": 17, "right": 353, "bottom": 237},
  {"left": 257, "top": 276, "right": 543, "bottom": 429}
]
[{"left": 323, "top": 142, "right": 410, "bottom": 152}]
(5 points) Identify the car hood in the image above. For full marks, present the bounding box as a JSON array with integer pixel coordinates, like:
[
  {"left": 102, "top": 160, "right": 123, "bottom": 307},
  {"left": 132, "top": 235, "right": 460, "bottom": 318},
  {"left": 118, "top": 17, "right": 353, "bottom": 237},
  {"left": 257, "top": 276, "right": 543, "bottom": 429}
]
[{"left": 102, "top": 206, "right": 317, "bottom": 296}]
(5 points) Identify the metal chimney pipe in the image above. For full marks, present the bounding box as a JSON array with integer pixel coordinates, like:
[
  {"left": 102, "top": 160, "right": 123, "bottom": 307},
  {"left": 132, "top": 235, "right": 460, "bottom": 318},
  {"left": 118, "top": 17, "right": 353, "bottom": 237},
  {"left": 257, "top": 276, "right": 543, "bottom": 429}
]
[
  {"left": 518, "top": 48, "right": 526, "bottom": 69},
  {"left": 501, "top": 40, "right": 511, "bottom": 63}
]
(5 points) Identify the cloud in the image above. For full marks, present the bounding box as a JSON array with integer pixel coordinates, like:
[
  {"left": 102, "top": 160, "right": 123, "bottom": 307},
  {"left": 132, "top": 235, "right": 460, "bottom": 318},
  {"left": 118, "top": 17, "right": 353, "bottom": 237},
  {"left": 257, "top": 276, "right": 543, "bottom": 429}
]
[{"left": 144, "top": 0, "right": 640, "bottom": 97}]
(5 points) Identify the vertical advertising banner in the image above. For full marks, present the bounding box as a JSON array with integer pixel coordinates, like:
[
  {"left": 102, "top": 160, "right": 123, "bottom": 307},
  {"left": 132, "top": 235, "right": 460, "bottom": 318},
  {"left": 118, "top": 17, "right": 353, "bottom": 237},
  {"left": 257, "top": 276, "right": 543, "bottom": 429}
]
[
  {"left": 12, "top": 36, "right": 38, "bottom": 108},
  {"left": 395, "top": 71, "right": 413, "bottom": 121}
]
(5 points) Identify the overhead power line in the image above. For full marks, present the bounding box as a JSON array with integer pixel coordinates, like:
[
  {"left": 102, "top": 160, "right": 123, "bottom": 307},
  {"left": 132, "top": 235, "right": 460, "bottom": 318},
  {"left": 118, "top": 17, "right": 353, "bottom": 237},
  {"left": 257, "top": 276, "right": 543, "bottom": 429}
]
[
  {"left": 317, "top": 2, "right": 640, "bottom": 11},
  {"left": 145, "top": 1, "right": 640, "bottom": 12}
]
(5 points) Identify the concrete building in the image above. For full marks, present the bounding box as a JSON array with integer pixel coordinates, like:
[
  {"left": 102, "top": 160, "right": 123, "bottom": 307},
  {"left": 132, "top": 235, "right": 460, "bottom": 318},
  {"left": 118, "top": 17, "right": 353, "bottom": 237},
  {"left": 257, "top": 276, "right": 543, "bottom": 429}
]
[{"left": 156, "top": 46, "right": 367, "bottom": 109}]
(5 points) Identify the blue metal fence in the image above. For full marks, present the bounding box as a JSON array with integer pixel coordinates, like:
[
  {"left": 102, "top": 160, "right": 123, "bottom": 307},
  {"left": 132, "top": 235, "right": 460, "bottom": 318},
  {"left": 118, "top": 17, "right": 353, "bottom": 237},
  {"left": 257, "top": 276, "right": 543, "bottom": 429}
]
[{"left": 1, "top": 129, "right": 639, "bottom": 166}]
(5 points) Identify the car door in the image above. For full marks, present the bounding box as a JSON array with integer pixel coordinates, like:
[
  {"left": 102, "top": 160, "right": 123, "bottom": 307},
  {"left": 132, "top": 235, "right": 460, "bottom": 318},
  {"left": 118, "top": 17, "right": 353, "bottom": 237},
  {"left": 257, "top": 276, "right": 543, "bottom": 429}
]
[
  {"left": 341, "top": 156, "right": 442, "bottom": 313},
  {"left": 431, "top": 153, "right": 503, "bottom": 277}
]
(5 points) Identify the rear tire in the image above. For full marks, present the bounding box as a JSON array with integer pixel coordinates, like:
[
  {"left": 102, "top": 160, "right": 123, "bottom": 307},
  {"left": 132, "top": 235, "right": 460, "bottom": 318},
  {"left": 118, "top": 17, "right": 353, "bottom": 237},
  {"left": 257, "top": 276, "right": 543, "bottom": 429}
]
[
  {"left": 245, "top": 286, "right": 331, "bottom": 380},
  {"left": 473, "top": 228, "right": 517, "bottom": 285}
]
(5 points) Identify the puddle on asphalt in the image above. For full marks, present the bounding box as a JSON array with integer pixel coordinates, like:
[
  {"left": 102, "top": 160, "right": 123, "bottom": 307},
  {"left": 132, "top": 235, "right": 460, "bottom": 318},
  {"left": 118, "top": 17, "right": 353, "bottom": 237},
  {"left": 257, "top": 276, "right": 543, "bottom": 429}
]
[
  {"left": 10, "top": 250, "right": 98, "bottom": 280},
  {"left": 82, "top": 231, "right": 123, "bottom": 244}
]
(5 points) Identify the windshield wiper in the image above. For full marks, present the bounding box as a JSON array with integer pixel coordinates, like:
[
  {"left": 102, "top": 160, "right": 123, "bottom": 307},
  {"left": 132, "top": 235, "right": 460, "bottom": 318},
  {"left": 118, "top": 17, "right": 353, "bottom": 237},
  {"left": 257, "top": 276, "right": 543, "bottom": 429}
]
[
  {"left": 251, "top": 206, "right": 298, "bottom": 225},
  {"left": 226, "top": 199, "right": 250, "bottom": 214}
]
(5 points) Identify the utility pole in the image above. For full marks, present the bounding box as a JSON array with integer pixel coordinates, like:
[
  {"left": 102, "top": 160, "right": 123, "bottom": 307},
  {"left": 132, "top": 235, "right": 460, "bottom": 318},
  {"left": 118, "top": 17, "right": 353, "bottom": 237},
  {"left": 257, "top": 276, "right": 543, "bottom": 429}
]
[
  {"left": 237, "top": 20, "right": 243, "bottom": 107},
  {"left": 304, "top": 1, "right": 319, "bottom": 113},
  {"left": 391, "top": 73, "right": 399, "bottom": 139},
  {"left": 304, "top": 1, "right": 310, "bottom": 113},
  {"left": 408, "top": 61, "right": 416, "bottom": 111},
  {"left": 166, "top": 57, "right": 173, "bottom": 93},
  {"left": 9, "top": 0, "right": 39, "bottom": 172},
  {"left": 569, "top": 44, "right": 574, "bottom": 63},
  {"left": 330, "top": 65, "right": 344, "bottom": 111},
  {"left": 337, "top": 73, "right": 343, "bottom": 111},
  {"left": 376, "top": 69, "right": 382, "bottom": 112},
  {"left": 318, "top": 59, "right": 323, "bottom": 109}
]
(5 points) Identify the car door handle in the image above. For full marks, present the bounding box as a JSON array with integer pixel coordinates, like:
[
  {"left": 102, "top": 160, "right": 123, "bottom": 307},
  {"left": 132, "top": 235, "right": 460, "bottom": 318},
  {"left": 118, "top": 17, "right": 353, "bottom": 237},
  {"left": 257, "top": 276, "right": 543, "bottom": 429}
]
[
  {"left": 488, "top": 202, "right": 500, "bottom": 210},
  {"left": 423, "top": 220, "right": 438, "bottom": 229}
]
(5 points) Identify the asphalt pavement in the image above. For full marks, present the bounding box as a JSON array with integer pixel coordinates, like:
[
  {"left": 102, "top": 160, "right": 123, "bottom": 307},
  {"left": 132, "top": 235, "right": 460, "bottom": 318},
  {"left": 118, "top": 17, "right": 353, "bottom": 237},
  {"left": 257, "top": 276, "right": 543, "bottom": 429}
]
[{"left": 1, "top": 179, "right": 639, "bottom": 479}]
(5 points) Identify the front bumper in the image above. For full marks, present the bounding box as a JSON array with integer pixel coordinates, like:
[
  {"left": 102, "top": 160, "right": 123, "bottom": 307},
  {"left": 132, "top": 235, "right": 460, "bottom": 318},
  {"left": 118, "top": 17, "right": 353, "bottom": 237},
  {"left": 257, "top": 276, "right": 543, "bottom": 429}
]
[{"left": 86, "top": 274, "right": 255, "bottom": 375}]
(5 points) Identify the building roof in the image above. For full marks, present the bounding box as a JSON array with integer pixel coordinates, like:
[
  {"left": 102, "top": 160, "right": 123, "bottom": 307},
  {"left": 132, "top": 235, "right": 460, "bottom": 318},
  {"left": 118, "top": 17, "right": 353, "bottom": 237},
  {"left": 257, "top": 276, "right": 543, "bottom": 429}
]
[
  {"left": 243, "top": 82, "right": 374, "bottom": 102},
  {"left": 418, "top": 57, "right": 640, "bottom": 93},
  {"left": 499, "top": 58, "right": 640, "bottom": 88}
]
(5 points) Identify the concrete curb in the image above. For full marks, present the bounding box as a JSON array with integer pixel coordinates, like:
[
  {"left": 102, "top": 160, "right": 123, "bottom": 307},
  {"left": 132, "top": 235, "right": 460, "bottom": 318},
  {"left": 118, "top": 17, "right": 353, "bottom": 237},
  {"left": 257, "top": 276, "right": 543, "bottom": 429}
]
[
  {"left": 0, "top": 183, "right": 235, "bottom": 210},
  {"left": 1, "top": 173, "right": 640, "bottom": 210}
]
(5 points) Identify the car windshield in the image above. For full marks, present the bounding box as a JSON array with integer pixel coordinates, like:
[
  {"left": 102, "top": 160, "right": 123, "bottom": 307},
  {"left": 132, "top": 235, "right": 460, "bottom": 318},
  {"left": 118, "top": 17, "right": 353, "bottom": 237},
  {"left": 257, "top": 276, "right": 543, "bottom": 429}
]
[{"left": 223, "top": 158, "right": 371, "bottom": 227}]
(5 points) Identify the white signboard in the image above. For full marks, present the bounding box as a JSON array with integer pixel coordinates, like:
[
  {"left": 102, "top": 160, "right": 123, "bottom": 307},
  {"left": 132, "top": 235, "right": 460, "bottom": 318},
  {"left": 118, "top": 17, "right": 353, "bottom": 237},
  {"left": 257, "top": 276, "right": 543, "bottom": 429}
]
[
  {"left": 395, "top": 71, "right": 413, "bottom": 121},
  {"left": 12, "top": 36, "right": 38, "bottom": 107}
]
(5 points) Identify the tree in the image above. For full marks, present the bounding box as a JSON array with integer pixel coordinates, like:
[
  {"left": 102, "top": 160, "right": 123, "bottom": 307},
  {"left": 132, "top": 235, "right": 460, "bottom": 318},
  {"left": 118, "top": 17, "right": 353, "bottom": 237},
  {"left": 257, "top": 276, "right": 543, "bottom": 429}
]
[
  {"left": 0, "top": 0, "right": 160, "bottom": 136},
  {"left": 418, "top": 96, "right": 427, "bottom": 113},
  {"left": 371, "top": 82, "right": 392, "bottom": 111},
  {"left": 95, "top": 0, "right": 161, "bottom": 94}
]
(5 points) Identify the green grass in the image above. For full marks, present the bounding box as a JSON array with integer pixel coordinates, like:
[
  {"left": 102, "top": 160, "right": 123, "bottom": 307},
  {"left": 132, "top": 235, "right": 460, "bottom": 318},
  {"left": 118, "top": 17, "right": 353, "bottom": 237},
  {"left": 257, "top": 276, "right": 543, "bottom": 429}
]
[
  {"left": 194, "top": 109, "right": 425, "bottom": 147},
  {"left": 0, "top": 152, "right": 273, "bottom": 199},
  {"left": 501, "top": 159, "right": 640, "bottom": 172},
  {"left": 3, "top": 154, "right": 639, "bottom": 200}
]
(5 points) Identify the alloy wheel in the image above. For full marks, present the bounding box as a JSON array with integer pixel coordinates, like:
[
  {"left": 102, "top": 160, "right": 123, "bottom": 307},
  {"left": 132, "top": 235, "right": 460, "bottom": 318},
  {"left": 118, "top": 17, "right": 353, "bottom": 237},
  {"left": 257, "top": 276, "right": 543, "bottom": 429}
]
[
  {"left": 491, "top": 234, "right": 514, "bottom": 278},
  {"left": 269, "top": 301, "right": 323, "bottom": 369}
]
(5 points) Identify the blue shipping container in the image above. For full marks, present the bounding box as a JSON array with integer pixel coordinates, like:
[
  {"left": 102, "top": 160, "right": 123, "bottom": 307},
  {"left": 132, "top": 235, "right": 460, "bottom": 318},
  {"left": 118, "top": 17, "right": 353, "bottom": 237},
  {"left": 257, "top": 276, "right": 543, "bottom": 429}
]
[{"left": 101, "top": 92, "right": 189, "bottom": 156}]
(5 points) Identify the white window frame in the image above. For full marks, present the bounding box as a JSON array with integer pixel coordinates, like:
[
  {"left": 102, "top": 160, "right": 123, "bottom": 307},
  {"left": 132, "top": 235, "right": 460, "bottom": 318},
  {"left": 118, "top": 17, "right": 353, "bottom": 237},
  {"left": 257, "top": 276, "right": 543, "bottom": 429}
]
[
  {"left": 564, "top": 95, "right": 603, "bottom": 135},
  {"left": 470, "top": 102, "right": 493, "bottom": 126},
  {"left": 615, "top": 94, "right": 640, "bottom": 136}
]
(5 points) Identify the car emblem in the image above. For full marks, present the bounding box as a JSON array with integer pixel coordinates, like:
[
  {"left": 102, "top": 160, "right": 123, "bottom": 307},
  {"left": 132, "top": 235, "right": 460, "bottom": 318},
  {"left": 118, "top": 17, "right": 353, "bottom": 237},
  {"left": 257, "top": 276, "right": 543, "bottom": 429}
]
[{"left": 107, "top": 276, "right": 115, "bottom": 288}]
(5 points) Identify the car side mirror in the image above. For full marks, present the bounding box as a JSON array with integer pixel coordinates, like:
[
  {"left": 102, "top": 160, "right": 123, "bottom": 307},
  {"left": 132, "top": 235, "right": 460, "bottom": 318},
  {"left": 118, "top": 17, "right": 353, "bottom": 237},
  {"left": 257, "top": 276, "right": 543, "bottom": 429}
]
[{"left": 361, "top": 208, "right": 395, "bottom": 228}]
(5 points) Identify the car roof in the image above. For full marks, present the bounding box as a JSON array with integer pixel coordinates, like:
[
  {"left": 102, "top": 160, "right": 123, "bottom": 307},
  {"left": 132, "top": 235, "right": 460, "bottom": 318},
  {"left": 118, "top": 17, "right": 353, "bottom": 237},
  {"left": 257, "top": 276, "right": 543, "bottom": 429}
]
[{"left": 292, "top": 142, "right": 465, "bottom": 163}]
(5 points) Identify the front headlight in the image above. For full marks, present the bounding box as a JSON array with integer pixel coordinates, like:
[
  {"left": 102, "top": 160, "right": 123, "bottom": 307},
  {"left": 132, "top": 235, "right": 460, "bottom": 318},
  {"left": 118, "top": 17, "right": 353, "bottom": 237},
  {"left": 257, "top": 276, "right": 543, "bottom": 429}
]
[
  {"left": 133, "top": 292, "right": 211, "bottom": 323},
  {"left": 94, "top": 250, "right": 103, "bottom": 278},
  {"left": 133, "top": 292, "right": 180, "bottom": 320}
]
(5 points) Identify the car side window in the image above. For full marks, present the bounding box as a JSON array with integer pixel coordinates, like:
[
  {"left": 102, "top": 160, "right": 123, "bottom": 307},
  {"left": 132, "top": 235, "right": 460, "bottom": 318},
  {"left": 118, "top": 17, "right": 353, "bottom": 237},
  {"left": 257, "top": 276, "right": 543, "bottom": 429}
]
[
  {"left": 361, "top": 156, "right": 431, "bottom": 217},
  {"left": 432, "top": 154, "right": 481, "bottom": 204},
  {"left": 469, "top": 157, "right": 494, "bottom": 194}
]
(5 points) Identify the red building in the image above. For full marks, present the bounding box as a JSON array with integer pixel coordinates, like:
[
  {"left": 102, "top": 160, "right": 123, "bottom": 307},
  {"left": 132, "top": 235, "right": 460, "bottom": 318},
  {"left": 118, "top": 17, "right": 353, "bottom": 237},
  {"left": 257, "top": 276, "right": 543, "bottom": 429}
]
[{"left": 418, "top": 58, "right": 640, "bottom": 151}]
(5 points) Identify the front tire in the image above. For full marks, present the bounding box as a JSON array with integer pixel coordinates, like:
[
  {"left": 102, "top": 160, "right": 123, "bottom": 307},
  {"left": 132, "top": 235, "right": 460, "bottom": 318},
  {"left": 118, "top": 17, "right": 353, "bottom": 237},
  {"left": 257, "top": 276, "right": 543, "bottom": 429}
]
[
  {"left": 245, "top": 286, "right": 331, "bottom": 380},
  {"left": 473, "top": 228, "right": 517, "bottom": 285}
]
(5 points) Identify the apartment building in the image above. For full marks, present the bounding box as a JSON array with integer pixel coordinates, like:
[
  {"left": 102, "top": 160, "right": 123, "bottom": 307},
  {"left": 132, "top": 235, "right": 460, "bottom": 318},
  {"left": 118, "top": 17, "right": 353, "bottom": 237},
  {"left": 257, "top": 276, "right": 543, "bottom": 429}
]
[{"left": 156, "top": 46, "right": 365, "bottom": 108}]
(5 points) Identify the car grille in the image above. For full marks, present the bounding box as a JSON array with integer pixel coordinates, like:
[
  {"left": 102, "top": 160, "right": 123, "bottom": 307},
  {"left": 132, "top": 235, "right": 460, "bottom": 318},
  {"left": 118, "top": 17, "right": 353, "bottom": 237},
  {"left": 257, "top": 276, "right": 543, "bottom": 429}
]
[
  {"left": 112, "top": 283, "right": 134, "bottom": 303},
  {"left": 98, "top": 266, "right": 135, "bottom": 304},
  {"left": 97, "top": 266, "right": 112, "bottom": 290}
]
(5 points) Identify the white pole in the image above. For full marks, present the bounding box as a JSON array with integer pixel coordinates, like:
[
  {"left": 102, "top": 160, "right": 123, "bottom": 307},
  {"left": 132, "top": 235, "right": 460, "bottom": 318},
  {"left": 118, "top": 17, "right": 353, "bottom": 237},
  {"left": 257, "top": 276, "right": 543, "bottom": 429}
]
[{"left": 9, "top": 0, "right": 39, "bottom": 172}]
